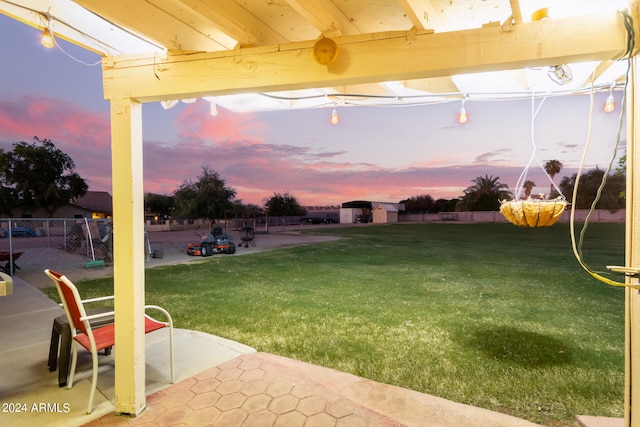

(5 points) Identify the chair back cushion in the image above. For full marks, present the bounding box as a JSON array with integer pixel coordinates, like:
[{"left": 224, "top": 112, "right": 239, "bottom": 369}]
[{"left": 45, "top": 269, "right": 89, "bottom": 335}]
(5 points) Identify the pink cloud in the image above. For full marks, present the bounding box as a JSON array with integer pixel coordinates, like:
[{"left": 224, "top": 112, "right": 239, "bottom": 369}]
[
  {"left": 0, "top": 94, "right": 110, "bottom": 147},
  {"left": 173, "top": 103, "right": 268, "bottom": 146},
  {"left": 140, "top": 125, "right": 539, "bottom": 206},
  {"left": 0, "top": 97, "right": 101, "bottom": 144},
  {"left": 0, "top": 92, "right": 112, "bottom": 191},
  {"left": 138, "top": 103, "right": 546, "bottom": 205}
]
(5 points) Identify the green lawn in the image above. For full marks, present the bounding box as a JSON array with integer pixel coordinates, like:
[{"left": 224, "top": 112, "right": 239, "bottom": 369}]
[{"left": 45, "top": 222, "right": 626, "bottom": 426}]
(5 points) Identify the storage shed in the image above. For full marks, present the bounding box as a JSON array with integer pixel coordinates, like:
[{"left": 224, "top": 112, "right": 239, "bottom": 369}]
[{"left": 372, "top": 203, "right": 399, "bottom": 224}]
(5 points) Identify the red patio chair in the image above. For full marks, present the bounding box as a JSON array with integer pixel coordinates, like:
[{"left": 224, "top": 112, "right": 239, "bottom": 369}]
[{"left": 44, "top": 269, "right": 174, "bottom": 414}]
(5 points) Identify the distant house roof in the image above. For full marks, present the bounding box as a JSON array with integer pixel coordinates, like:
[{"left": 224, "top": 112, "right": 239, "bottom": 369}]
[
  {"left": 341, "top": 201, "right": 373, "bottom": 209},
  {"left": 342, "top": 200, "right": 405, "bottom": 211},
  {"left": 72, "top": 191, "right": 113, "bottom": 213},
  {"left": 374, "top": 203, "right": 399, "bottom": 212}
]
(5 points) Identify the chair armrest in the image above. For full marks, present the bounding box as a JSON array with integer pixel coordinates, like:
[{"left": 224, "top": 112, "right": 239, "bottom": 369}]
[
  {"left": 144, "top": 305, "right": 173, "bottom": 327},
  {"left": 81, "top": 295, "right": 114, "bottom": 304},
  {"left": 57, "top": 295, "right": 114, "bottom": 310},
  {"left": 80, "top": 310, "right": 115, "bottom": 322}
]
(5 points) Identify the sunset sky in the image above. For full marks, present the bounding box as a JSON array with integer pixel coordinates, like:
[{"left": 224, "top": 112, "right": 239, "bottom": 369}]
[{"left": 0, "top": 13, "right": 627, "bottom": 207}]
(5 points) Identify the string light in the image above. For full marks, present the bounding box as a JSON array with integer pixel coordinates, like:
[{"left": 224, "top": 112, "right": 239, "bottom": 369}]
[
  {"left": 36, "top": 14, "right": 101, "bottom": 65},
  {"left": 330, "top": 106, "right": 339, "bottom": 125},
  {"left": 160, "top": 82, "right": 624, "bottom": 115},
  {"left": 604, "top": 87, "right": 615, "bottom": 113},
  {"left": 41, "top": 28, "right": 54, "bottom": 48},
  {"left": 457, "top": 98, "right": 468, "bottom": 124}
]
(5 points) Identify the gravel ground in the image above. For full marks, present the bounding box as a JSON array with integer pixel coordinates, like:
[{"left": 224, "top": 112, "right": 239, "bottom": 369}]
[{"left": 15, "top": 226, "right": 342, "bottom": 289}]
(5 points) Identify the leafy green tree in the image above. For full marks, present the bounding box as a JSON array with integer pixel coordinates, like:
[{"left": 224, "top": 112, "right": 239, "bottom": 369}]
[
  {"left": 263, "top": 192, "right": 307, "bottom": 217},
  {"left": 432, "top": 198, "right": 457, "bottom": 213},
  {"left": 456, "top": 174, "right": 512, "bottom": 211},
  {"left": 173, "top": 166, "right": 236, "bottom": 222},
  {"left": 0, "top": 186, "right": 15, "bottom": 217},
  {"left": 400, "top": 194, "right": 435, "bottom": 214},
  {"left": 145, "top": 193, "right": 175, "bottom": 219},
  {"left": 559, "top": 167, "right": 625, "bottom": 210},
  {"left": 544, "top": 159, "right": 563, "bottom": 197},
  {"left": 616, "top": 153, "right": 626, "bottom": 176},
  {"left": 243, "top": 203, "right": 263, "bottom": 213},
  {"left": 230, "top": 200, "right": 262, "bottom": 214},
  {"left": 0, "top": 137, "right": 88, "bottom": 216}
]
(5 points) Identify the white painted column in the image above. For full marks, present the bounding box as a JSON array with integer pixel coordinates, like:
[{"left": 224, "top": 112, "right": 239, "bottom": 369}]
[{"left": 110, "top": 98, "right": 147, "bottom": 415}]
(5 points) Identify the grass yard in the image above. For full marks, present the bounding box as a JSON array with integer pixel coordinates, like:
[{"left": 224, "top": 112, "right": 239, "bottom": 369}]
[{"left": 44, "top": 222, "right": 626, "bottom": 426}]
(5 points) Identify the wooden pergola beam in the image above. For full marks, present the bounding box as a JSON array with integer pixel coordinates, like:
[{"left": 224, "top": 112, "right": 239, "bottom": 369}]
[{"left": 102, "top": 11, "right": 628, "bottom": 102}]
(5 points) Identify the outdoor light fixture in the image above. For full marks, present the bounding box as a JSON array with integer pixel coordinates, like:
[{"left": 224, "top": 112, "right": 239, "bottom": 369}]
[
  {"left": 530, "top": 7, "right": 549, "bottom": 21},
  {"left": 313, "top": 37, "right": 339, "bottom": 65},
  {"left": 41, "top": 27, "right": 54, "bottom": 48},
  {"left": 457, "top": 99, "right": 468, "bottom": 124},
  {"left": 330, "top": 106, "right": 339, "bottom": 125},
  {"left": 160, "top": 100, "right": 179, "bottom": 110},
  {"left": 160, "top": 99, "right": 199, "bottom": 110},
  {"left": 547, "top": 64, "right": 573, "bottom": 85},
  {"left": 604, "top": 87, "right": 615, "bottom": 113}
]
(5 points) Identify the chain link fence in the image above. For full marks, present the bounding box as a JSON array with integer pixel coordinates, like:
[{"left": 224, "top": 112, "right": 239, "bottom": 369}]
[{"left": 0, "top": 218, "right": 113, "bottom": 275}]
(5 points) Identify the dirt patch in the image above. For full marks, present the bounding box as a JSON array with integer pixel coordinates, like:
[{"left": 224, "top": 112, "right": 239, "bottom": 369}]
[{"left": 19, "top": 228, "right": 342, "bottom": 289}]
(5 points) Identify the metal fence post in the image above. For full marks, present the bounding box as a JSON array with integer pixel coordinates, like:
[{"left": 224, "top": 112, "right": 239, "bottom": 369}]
[{"left": 8, "top": 221, "right": 13, "bottom": 276}]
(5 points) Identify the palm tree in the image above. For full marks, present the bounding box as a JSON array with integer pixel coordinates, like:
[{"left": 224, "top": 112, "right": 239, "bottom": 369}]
[
  {"left": 523, "top": 180, "right": 536, "bottom": 198},
  {"left": 457, "top": 174, "right": 512, "bottom": 211},
  {"left": 544, "top": 160, "right": 563, "bottom": 197}
]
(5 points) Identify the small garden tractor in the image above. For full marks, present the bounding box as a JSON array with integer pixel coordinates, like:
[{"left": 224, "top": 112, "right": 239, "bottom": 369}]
[{"left": 187, "top": 226, "right": 236, "bottom": 256}]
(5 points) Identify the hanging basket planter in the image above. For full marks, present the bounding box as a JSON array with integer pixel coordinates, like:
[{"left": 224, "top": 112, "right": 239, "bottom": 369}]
[{"left": 499, "top": 197, "right": 569, "bottom": 227}]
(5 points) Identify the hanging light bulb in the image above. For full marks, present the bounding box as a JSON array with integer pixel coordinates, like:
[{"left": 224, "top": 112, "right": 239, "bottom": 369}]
[
  {"left": 330, "top": 107, "right": 339, "bottom": 125},
  {"left": 457, "top": 107, "right": 468, "bottom": 124},
  {"left": 604, "top": 88, "right": 615, "bottom": 113},
  {"left": 210, "top": 102, "right": 218, "bottom": 116},
  {"left": 41, "top": 28, "right": 54, "bottom": 48},
  {"left": 457, "top": 99, "right": 468, "bottom": 124}
]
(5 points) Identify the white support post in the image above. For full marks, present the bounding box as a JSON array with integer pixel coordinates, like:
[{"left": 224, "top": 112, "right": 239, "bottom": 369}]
[{"left": 110, "top": 98, "right": 147, "bottom": 415}]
